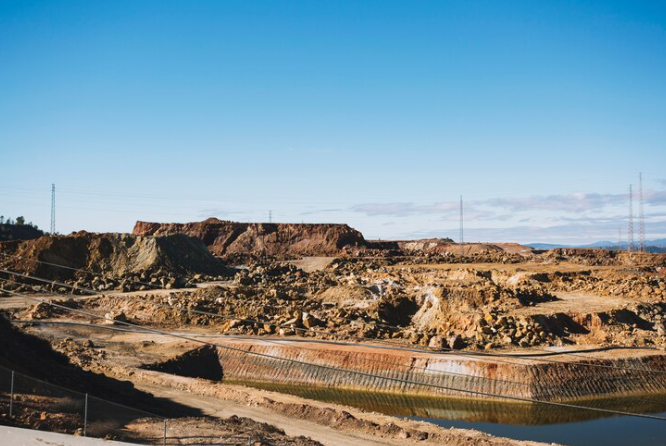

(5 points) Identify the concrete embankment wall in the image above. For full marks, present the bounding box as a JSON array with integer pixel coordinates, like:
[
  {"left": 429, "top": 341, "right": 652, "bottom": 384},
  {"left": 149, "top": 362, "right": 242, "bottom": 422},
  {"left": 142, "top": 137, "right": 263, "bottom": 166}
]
[{"left": 214, "top": 341, "right": 666, "bottom": 402}]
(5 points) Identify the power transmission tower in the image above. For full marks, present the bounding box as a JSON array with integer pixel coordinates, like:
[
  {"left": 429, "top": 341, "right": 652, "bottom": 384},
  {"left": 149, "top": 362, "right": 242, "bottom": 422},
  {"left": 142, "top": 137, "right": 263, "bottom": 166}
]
[
  {"left": 459, "top": 196, "right": 464, "bottom": 245},
  {"left": 268, "top": 210, "right": 272, "bottom": 223},
  {"left": 50, "top": 183, "right": 56, "bottom": 235},
  {"left": 628, "top": 184, "right": 634, "bottom": 252},
  {"left": 639, "top": 172, "right": 645, "bottom": 252}
]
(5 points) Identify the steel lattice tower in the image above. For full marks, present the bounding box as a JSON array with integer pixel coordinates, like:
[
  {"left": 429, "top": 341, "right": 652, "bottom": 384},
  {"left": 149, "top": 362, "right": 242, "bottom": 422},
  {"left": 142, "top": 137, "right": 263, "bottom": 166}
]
[
  {"left": 459, "top": 196, "right": 463, "bottom": 245},
  {"left": 627, "top": 184, "right": 634, "bottom": 252},
  {"left": 50, "top": 183, "right": 56, "bottom": 235},
  {"left": 639, "top": 173, "right": 646, "bottom": 252}
]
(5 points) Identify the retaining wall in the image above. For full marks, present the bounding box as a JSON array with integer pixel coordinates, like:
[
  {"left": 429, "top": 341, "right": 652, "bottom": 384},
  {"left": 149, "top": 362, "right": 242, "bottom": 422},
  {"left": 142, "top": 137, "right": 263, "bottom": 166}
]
[{"left": 212, "top": 340, "right": 666, "bottom": 402}]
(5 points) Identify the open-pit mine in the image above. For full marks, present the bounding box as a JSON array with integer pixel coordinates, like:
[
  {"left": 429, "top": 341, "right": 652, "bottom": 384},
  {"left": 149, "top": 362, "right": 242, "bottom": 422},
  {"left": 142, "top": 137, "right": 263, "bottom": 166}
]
[{"left": 1, "top": 219, "right": 666, "bottom": 446}]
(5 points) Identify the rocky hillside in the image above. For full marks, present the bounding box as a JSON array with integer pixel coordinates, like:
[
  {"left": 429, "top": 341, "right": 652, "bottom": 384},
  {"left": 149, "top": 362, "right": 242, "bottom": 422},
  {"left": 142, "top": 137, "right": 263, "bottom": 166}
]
[
  {"left": 133, "top": 218, "right": 368, "bottom": 258},
  {"left": 0, "top": 231, "right": 230, "bottom": 282}
]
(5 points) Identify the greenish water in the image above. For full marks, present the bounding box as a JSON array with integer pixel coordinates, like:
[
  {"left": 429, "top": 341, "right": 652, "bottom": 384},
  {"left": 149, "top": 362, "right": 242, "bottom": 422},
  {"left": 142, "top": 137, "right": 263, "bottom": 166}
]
[{"left": 229, "top": 381, "right": 666, "bottom": 446}]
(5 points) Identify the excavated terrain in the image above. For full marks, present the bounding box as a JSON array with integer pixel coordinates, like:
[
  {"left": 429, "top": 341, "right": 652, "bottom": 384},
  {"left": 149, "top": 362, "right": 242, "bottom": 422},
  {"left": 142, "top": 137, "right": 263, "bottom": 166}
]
[
  {"left": 81, "top": 253, "right": 666, "bottom": 352},
  {"left": 41, "top": 246, "right": 663, "bottom": 404},
  {"left": 0, "top": 231, "right": 231, "bottom": 294},
  {"left": 0, "top": 315, "right": 323, "bottom": 445},
  {"left": 4, "top": 225, "right": 666, "bottom": 445}
]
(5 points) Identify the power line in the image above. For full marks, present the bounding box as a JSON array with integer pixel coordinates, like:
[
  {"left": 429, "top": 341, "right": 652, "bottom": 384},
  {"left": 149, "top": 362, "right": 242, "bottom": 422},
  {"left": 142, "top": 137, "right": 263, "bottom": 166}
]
[
  {"left": 3, "top": 265, "right": 666, "bottom": 377},
  {"left": 6, "top": 270, "right": 666, "bottom": 414},
  {"left": 1, "top": 255, "right": 663, "bottom": 374},
  {"left": 628, "top": 184, "right": 634, "bottom": 252},
  {"left": 639, "top": 173, "right": 646, "bottom": 252},
  {"left": 3, "top": 286, "right": 666, "bottom": 421},
  {"left": 50, "top": 183, "right": 56, "bottom": 235},
  {"left": 459, "top": 195, "right": 463, "bottom": 245},
  {"left": 8, "top": 306, "right": 528, "bottom": 390}
]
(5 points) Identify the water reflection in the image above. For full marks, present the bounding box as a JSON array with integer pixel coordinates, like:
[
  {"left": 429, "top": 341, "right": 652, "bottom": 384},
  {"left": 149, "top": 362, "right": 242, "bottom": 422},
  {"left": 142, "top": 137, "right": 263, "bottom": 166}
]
[{"left": 229, "top": 380, "right": 666, "bottom": 426}]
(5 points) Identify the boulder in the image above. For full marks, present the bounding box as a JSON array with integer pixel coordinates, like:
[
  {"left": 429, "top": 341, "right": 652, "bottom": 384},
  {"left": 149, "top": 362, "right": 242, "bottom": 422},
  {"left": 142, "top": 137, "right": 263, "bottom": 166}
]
[{"left": 448, "top": 334, "right": 465, "bottom": 350}]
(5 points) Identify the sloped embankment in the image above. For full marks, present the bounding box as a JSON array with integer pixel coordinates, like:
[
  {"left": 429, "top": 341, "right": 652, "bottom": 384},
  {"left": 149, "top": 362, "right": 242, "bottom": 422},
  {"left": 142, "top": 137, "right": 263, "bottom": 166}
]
[
  {"left": 0, "top": 315, "right": 187, "bottom": 412},
  {"left": 0, "top": 231, "right": 231, "bottom": 281},
  {"left": 149, "top": 340, "right": 666, "bottom": 402}
]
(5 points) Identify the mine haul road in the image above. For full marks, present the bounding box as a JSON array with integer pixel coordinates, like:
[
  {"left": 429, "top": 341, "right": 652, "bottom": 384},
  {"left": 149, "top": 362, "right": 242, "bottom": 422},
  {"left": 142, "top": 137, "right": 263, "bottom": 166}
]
[{"left": 0, "top": 281, "right": 228, "bottom": 310}]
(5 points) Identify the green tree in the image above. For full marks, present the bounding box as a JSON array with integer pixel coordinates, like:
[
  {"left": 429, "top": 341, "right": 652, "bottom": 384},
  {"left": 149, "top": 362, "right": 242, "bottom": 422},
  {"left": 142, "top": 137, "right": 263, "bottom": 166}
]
[{"left": 15, "top": 216, "right": 25, "bottom": 225}]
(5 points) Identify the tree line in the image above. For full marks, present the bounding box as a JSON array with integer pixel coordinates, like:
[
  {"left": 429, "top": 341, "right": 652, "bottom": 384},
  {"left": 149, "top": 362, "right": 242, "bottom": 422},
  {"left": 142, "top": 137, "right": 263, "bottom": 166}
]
[{"left": 0, "top": 215, "right": 40, "bottom": 230}]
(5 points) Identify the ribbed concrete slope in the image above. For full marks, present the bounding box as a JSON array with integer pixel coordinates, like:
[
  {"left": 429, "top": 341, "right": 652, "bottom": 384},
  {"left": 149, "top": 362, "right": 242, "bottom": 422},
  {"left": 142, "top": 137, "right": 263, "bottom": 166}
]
[{"left": 211, "top": 339, "right": 666, "bottom": 402}]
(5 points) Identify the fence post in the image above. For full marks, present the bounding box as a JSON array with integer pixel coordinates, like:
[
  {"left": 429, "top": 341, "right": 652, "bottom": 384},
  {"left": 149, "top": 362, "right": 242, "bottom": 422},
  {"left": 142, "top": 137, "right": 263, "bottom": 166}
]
[
  {"left": 163, "top": 419, "right": 167, "bottom": 446},
  {"left": 83, "top": 393, "right": 88, "bottom": 437},
  {"left": 9, "top": 370, "right": 14, "bottom": 417}
]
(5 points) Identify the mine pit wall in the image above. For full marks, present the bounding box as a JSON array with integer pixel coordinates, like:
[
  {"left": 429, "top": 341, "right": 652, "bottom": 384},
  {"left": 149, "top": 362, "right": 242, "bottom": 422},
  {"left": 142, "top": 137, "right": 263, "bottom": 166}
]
[{"left": 213, "top": 342, "right": 666, "bottom": 402}]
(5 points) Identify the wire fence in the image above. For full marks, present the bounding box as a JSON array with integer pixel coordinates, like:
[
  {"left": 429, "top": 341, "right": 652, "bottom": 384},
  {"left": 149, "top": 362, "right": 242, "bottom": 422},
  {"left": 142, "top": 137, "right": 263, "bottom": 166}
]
[{"left": 0, "top": 365, "right": 167, "bottom": 445}]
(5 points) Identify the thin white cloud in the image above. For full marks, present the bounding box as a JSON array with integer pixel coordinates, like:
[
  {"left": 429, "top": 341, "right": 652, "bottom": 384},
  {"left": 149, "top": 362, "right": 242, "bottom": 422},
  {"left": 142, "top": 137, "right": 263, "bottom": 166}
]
[
  {"left": 350, "top": 202, "right": 458, "bottom": 217},
  {"left": 397, "top": 218, "right": 666, "bottom": 245},
  {"left": 481, "top": 192, "right": 626, "bottom": 212},
  {"left": 350, "top": 189, "right": 666, "bottom": 219}
]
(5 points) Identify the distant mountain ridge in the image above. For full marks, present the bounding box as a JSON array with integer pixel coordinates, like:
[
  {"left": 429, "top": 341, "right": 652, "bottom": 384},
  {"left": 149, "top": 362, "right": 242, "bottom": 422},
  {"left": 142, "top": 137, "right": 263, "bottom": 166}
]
[{"left": 528, "top": 238, "right": 666, "bottom": 253}]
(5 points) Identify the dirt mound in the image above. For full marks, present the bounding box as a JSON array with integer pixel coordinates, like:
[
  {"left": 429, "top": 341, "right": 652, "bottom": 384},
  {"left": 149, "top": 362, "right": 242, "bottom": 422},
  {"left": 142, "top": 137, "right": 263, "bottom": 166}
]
[
  {"left": 142, "top": 345, "right": 223, "bottom": 380},
  {"left": 0, "top": 231, "right": 230, "bottom": 282},
  {"left": 398, "top": 240, "right": 534, "bottom": 256},
  {"left": 133, "top": 218, "right": 367, "bottom": 258}
]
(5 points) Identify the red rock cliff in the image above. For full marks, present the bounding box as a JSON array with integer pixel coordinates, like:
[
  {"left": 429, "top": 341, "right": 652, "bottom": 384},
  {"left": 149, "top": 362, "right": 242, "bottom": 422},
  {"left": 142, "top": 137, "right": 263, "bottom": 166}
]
[{"left": 132, "top": 218, "right": 367, "bottom": 257}]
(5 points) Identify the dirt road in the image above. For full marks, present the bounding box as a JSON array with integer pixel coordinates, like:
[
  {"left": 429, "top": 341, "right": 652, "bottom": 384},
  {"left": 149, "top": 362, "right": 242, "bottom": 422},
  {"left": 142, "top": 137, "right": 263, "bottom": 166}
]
[
  {"left": 514, "top": 291, "right": 636, "bottom": 316},
  {"left": 138, "top": 381, "right": 392, "bottom": 446},
  {"left": 0, "top": 281, "right": 228, "bottom": 310},
  {"left": 128, "top": 371, "right": 551, "bottom": 446}
]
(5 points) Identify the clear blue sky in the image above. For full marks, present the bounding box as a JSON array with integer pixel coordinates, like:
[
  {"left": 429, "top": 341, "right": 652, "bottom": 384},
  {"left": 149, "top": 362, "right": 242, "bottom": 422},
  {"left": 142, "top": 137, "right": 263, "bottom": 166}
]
[{"left": 2, "top": 1, "right": 665, "bottom": 243}]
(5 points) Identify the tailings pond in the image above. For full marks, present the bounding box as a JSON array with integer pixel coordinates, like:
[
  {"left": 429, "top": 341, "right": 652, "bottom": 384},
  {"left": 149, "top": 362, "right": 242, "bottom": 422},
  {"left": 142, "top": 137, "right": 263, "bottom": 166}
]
[{"left": 234, "top": 382, "right": 666, "bottom": 446}]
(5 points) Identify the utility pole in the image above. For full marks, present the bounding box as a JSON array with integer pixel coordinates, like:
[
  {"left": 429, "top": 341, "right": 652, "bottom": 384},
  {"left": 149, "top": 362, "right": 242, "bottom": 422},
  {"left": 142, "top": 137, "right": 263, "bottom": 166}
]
[
  {"left": 628, "top": 184, "right": 634, "bottom": 252},
  {"left": 459, "top": 195, "right": 464, "bottom": 245},
  {"left": 50, "top": 183, "right": 56, "bottom": 235},
  {"left": 639, "top": 173, "right": 646, "bottom": 252}
]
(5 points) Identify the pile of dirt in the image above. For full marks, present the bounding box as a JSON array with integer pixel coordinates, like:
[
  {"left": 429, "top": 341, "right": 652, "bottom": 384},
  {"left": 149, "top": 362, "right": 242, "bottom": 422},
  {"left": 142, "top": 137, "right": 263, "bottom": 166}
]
[
  {"left": 142, "top": 345, "right": 223, "bottom": 381},
  {"left": 127, "top": 416, "right": 323, "bottom": 446},
  {"left": 0, "top": 231, "right": 231, "bottom": 290},
  {"left": 398, "top": 240, "right": 534, "bottom": 256},
  {"left": 133, "top": 218, "right": 368, "bottom": 258}
]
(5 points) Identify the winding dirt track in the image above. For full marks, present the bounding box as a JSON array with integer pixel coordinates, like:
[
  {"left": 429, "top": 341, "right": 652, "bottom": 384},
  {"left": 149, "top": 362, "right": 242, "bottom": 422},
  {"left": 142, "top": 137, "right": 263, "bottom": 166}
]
[
  {"left": 0, "top": 281, "right": 227, "bottom": 310},
  {"left": 137, "top": 381, "right": 392, "bottom": 446}
]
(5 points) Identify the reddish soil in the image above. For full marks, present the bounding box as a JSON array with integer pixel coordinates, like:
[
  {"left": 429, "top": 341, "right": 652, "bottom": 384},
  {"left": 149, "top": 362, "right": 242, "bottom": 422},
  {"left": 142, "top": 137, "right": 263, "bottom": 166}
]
[{"left": 133, "top": 218, "right": 368, "bottom": 258}]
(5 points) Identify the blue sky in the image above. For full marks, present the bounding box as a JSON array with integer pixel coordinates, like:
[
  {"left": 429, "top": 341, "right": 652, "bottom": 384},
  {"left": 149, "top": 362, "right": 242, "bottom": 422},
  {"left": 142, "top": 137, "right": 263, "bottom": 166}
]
[{"left": 1, "top": 1, "right": 665, "bottom": 243}]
